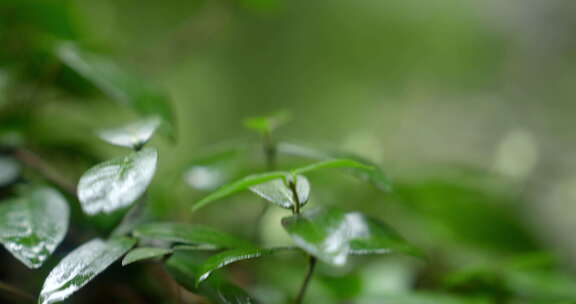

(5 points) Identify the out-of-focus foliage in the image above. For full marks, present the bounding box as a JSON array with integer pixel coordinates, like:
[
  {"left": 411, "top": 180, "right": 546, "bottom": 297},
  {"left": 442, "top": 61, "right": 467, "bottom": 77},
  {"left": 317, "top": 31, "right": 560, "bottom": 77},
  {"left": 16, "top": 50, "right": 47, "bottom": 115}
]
[{"left": 2, "top": 0, "right": 576, "bottom": 303}]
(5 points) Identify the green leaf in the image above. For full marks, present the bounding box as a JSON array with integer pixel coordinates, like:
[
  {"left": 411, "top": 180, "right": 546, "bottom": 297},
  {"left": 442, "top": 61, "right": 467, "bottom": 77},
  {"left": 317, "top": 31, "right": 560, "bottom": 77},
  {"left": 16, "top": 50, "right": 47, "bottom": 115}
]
[
  {"left": 249, "top": 175, "right": 310, "bottom": 209},
  {"left": 278, "top": 143, "right": 392, "bottom": 192},
  {"left": 332, "top": 153, "right": 392, "bottom": 192},
  {"left": 122, "top": 247, "right": 173, "bottom": 266},
  {"left": 291, "top": 158, "right": 372, "bottom": 175},
  {"left": 97, "top": 116, "right": 161, "bottom": 149},
  {"left": 0, "top": 186, "right": 69, "bottom": 269},
  {"left": 0, "top": 156, "right": 20, "bottom": 186},
  {"left": 78, "top": 147, "right": 158, "bottom": 215},
  {"left": 133, "top": 222, "right": 254, "bottom": 249},
  {"left": 184, "top": 144, "right": 249, "bottom": 191},
  {"left": 197, "top": 247, "right": 278, "bottom": 284},
  {"left": 243, "top": 111, "right": 291, "bottom": 134},
  {"left": 39, "top": 237, "right": 136, "bottom": 304},
  {"left": 55, "top": 42, "right": 175, "bottom": 139},
  {"left": 282, "top": 207, "right": 419, "bottom": 266},
  {"left": 166, "top": 252, "right": 260, "bottom": 304},
  {"left": 192, "top": 171, "right": 288, "bottom": 212}
]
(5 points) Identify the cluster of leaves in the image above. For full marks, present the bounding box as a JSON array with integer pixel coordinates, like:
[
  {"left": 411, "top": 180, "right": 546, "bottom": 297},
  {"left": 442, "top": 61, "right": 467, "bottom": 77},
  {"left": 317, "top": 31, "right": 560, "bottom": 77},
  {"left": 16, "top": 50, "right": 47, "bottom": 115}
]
[{"left": 0, "top": 41, "right": 419, "bottom": 304}]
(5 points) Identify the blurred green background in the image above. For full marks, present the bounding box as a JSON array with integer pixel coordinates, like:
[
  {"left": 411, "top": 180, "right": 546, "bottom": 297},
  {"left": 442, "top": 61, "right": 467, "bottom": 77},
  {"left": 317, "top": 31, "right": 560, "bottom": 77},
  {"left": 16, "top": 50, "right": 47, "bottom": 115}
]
[{"left": 2, "top": 0, "right": 576, "bottom": 303}]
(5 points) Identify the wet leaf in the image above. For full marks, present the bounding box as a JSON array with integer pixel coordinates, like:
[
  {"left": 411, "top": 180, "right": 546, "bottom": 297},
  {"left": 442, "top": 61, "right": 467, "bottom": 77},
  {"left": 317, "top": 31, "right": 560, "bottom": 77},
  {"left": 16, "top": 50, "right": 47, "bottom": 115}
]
[
  {"left": 192, "top": 159, "right": 382, "bottom": 212},
  {"left": 55, "top": 42, "right": 175, "bottom": 139},
  {"left": 97, "top": 116, "right": 161, "bottom": 149},
  {"left": 122, "top": 247, "right": 172, "bottom": 266},
  {"left": 184, "top": 144, "right": 248, "bottom": 191},
  {"left": 197, "top": 247, "right": 277, "bottom": 284},
  {"left": 332, "top": 153, "right": 393, "bottom": 192},
  {"left": 78, "top": 147, "right": 157, "bottom": 215},
  {"left": 166, "top": 252, "right": 259, "bottom": 304},
  {"left": 133, "top": 222, "right": 254, "bottom": 249},
  {"left": 192, "top": 171, "right": 288, "bottom": 212},
  {"left": 278, "top": 143, "right": 392, "bottom": 192},
  {"left": 291, "top": 158, "right": 373, "bottom": 176},
  {"left": 39, "top": 237, "right": 136, "bottom": 304},
  {"left": 0, "top": 156, "right": 20, "bottom": 186},
  {"left": 0, "top": 186, "right": 69, "bottom": 269},
  {"left": 282, "top": 207, "right": 419, "bottom": 266},
  {"left": 249, "top": 175, "right": 310, "bottom": 209}
]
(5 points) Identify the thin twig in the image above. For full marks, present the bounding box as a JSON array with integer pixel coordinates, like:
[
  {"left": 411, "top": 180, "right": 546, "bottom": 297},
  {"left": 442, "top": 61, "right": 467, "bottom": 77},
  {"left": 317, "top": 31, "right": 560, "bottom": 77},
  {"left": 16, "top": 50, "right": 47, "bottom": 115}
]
[
  {"left": 253, "top": 130, "right": 277, "bottom": 242},
  {"left": 295, "top": 256, "right": 317, "bottom": 304},
  {"left": 14, "top": 148, "right": 77, "bottom": 195},
  {"left": 0, "top": 281, "right": 36, "bottom": 302},
  {"left": 288, "top": 175, "right": 316, "bottom": 304}
]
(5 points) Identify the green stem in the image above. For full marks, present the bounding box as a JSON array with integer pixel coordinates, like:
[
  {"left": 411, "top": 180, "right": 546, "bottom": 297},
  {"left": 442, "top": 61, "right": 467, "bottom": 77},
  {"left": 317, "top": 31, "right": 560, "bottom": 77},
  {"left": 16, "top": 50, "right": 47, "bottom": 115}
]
[
  {"left": 288, "top": 176, "right": 316, "bottom": 304},
  {"left": 254, "top": 130, "right": 277, "bottom": 241},
  {"left": 295, "top": 256, "right": 317, "bottom": 304},
  {"left": 263, "top": 130, "right": 277, "bottom": 171},
  {"left": 288, "top": 177, "right": 300, "bottom": 215}
]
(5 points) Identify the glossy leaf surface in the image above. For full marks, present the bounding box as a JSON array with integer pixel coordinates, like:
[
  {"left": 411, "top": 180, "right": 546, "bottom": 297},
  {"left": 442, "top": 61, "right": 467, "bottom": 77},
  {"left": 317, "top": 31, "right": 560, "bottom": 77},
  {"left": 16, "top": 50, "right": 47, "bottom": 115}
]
[
  {"left": 192, "top": 171, "right": 287, "bottom": 212},
  {"left": 278, "top": 143, "right": 392, "bottom": 192},
  {"left": 197, "top": 247, "right": 276, "bottom": 284},
  {"left": 122, "top": 247, "right": 172, "bottom": 266},
  {"left": 0, "top": 186, "right": 69, "bottom": 269},
  {"left": 184, "top": 144, "right": 248, "bottom": 191},
  {"left": 166, "top": 252, "right": 259, "bottom": 304},
  {"left": 291, "top": 158, "right": 373, "bottom": 175},
  {"left": 97, "top": 117, "right": 161, "bottom": 149},
  {"left": 282, "top": 207, "right": 418, "bottom": 266},
  {"left": 192, "top": 159, "right": 375, "bottom": 212},
  {"left": 78, "top": 147, "right": 158, "bottom": 215},
  {"left": 133, "top": 222, "right": 254, "bottom": 249},
  {"left": 39, "top": 237, "right": 136, "bottom": 304},
  {"left": 249, "top": 175, "right": 310, "bottom": 209},
  {"left": 333, "top": 153, "right": 393, "bottom": 192},
  {"left": 0, "top": 156, "right": 20, "bottom": 186},
  {"left": 55, "top": 42, "right": 175, "bottom": 138}
]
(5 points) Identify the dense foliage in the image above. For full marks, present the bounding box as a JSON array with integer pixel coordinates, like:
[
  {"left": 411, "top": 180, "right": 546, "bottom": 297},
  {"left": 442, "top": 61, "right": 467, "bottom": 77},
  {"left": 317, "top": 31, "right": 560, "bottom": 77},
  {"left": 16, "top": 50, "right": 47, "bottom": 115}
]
[{"left": 2, "top": 1, "right": 576, "bottom": 304}]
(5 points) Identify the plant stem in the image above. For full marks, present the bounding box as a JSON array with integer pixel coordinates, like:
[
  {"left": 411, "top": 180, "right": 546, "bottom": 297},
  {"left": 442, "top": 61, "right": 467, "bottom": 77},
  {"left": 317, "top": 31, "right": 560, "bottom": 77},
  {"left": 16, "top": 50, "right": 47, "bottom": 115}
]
[
  {"left": 262, "top": 130, "right": 277, "bottom": 172},
  {"left": 254, "top": 130, "right": 276, "bottom": 241},
  {"left": 288, "top": 176, "right": 316, "bottom": 304},
  {"left": 14, "top": 148, "right": 77, "bottom": 195},
  {"left": 288, "top": 177, "right": 300, "bottom": 215},
  {"left": 295, "top": 256, "right": 317, "bottom": 304},
  {"left": 0, "top": 281, "right": 35, "bottom": 302}
]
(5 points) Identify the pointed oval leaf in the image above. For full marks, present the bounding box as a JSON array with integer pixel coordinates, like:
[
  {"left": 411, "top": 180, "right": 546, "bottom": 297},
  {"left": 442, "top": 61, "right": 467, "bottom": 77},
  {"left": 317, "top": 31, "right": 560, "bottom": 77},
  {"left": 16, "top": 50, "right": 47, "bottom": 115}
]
[
  {"left": 0, "top": 186, "right": 69, "bottom": 269},
  {"left": 55, "top": 42, "right": 175, "bottom": 139},
  {"left": 39, "top": 237, "right": 136, "bottom": 304},
  {"left": 243, "top": 111, "right": 291, "bottom": 134},
  {"left": 192, "top": 171, "right": 288, "bottom": 212},
  {"left": 291, "top": 159, "right": 373, "bottom": 176},
  {"left": 0, "top": 156, "right": 20, "bottom": 186},
  {"left": 278, "top": 143, "right": 392, "bottom": 192},
  {"left": 78, "top": 147, "right": 158, "bottom": 215},
  {"left": 249, "top": 175, "right": 310, "bottom": 209},
  {"left": 183, "top": 144, "right": 249, "bottom": 191},
  {"left": 197, "top": 247, "right": 276, "bottom": 284},
  {"left": 166, "top": 252, "right": 259, "bottom": 304},
  {"left": 332, "top": 153, "right": 393, "bottom": 192},
  {"left": 122, "top": 247, "right": 173, "bottom": 266},
  {"left": 282, "top": 207, "right": 418, "bottom": 266},
  {"left": 97, "top": 117, "right": 161, "bottom": 149},
  {"left": 133, "top": 222, "right": 254, "bottom": 249}
]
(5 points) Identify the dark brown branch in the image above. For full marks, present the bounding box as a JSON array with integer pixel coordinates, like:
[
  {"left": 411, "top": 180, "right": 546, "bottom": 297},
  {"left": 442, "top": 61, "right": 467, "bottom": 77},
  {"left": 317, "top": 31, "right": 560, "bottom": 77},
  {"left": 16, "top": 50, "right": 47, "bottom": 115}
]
[
  {"left": 14, "top": 148, "right": 77, "bottom": 195},
  {"left": 0, "top": 281, "right": 35, "bottom": 302}
]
